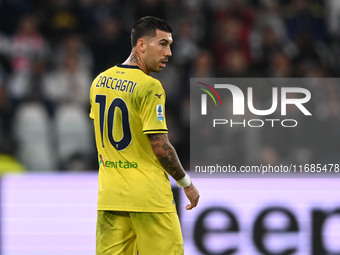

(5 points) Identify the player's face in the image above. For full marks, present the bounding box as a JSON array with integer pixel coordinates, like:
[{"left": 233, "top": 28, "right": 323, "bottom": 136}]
[{"left": 145, "top": 29, "right": 173, "bottom": 73}]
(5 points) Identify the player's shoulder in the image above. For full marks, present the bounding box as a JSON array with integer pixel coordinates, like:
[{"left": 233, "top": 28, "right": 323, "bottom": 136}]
[
  {"left": 143, "top": 75, "right": 162, "bottom": 88},
  {"left": 135, "top": 75, "right": 164, "bottom": 98},
  {"left": 100, "top": 66, "right": 117, "bottom": 77},
  {"left": 135, "top": 69, "right": 162, "bottom": 88},
  {"left": 92, "top": 67, "right": 114, "bottom": 83}
]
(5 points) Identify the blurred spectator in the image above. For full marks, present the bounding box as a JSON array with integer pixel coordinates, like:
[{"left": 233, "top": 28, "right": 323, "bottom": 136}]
[
  {"left": 220, "top": 48, "right": 250, "bottom": 77},
  {"left": 7, "top": 59, "right": 52, "bottom": 119},
  {"left": 284, "top": 0, "right": 325, "bottom": 43},
  {"left": 43, "top": 0, "right": 81, "bottom": 43},
  {"left": 0, "top": 0, "right": 36, "bottom": 35},
  {"left": 215, "top": 0, "right": 256, "bottom": 27},
  {"left": 252, "top": 26, "right": 297, "bottom": 75},
  {"left": 251, "top": 1, "right": 299, "bottom": 74},
  {"left": 78, "top": 0, "right": 124, "bottom": 37},
  {"left": 213, "top": 0, "right": 255, "bottom": 69},
  {"left": 304, "top": 61, "right": 328, "bottom": 78},
  {"left": 190, "top": 49, "right": 216, "bottom": 78},
  {"left": 10, "top": 15, "right": 47, "bottom": 72},
  {"left": 7, "top": 58, "right": 50, "bottom": 113},
  {"left": 266, "top": 51, "right": 293, "bottom": 77},
  {"left": 53, "top": 34, "right": 93, "bottom": 72},
  {"left": 44, "top": 52, "right": 91, "bottom": 110},
  {"left": 172, "top": 19, "right": 199, "bottom": 67},
  {"left": 91, "top": 17, "right": 130, "bottom": 75},
  {"left": 255, "top": 1, "right": 287, "bottom": 42},
  {"left": 212, "top": 18, "right": 252, "bottom": 75},
  {"left": 164, "top": 0, "right": 187, "bottom": 30}
]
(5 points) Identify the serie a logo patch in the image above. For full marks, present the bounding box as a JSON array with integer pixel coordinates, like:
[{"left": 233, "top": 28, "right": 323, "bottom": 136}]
[{"left": 156, "top": 105, "right": 164, "bottom": 121}]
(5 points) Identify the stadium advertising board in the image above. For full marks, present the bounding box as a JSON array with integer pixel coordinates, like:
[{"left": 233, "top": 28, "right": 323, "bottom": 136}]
[
  {"left": 2, "top": 174, "right": 340, "bottom": 255},
  {"left": 1, "top": 174, "right": 98, "bottom": 255},
  {"left": 180, "top": 178, "right": 340, "bottom": 255}
]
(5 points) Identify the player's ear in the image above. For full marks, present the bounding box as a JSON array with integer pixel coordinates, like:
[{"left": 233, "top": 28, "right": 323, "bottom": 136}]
[{"left": 137, "top": 38, "right": 147, "bottom": 53}]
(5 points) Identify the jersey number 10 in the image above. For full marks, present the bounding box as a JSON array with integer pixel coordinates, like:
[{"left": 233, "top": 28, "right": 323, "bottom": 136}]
[{"left": 95, "top": 95, "right": 132, "bottom": 151}]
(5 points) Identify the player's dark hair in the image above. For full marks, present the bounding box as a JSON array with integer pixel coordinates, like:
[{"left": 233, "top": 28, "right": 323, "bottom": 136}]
[{"left": 131, "top": 16, "right": 172, "bottom": 47}]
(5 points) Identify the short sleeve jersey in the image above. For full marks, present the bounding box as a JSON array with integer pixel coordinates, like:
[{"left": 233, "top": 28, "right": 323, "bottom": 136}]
[{"left": 89, "top": 64, "right": 176, "bottom": 212}]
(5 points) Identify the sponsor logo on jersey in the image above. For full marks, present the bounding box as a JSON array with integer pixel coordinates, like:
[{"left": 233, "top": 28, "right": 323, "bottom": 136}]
[
  {"left": 157, "top": 105, "right": 164, "bottom": 121},
  {"left": 99, "top": 154, "right": 138, "bottom": 169},
  {"left": 99, "top": 154, "right": 108, "bottom": 167},
  {"left": 105, "top": 160, "right": 138, "bottom": 169}
]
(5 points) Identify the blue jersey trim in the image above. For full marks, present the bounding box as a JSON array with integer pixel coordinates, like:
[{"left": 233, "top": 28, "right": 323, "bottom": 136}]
[
  {"left": 116, "top": 63, "right": 142, "bottom": 70},
  {"left": 143, "top": 129, "right": 168, "bottom": 133}
]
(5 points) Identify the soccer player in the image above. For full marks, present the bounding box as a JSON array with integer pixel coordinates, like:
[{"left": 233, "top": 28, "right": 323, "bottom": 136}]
[{"left": 89, "top": 16, "right": 199, "bottom": 255}]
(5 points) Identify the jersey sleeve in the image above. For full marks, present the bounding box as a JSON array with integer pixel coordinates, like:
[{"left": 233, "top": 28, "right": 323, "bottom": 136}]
[{"left": 139, "top": 80, "right": 168, "bottom": 134}]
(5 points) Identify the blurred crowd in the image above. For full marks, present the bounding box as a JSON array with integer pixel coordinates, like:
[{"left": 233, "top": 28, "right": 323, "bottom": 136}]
[{"left": 0, "top": 0, "right": 340, "bottom": 171}]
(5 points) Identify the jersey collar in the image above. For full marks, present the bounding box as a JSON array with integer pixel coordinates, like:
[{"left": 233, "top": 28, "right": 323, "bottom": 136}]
[{"left": 116, "top": 63, "right": 142, "bottom": 70}]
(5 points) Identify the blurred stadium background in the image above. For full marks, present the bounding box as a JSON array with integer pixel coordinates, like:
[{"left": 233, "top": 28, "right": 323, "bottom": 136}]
[{"left": 0, "top": 0, "right": 340, "bottom": 254}]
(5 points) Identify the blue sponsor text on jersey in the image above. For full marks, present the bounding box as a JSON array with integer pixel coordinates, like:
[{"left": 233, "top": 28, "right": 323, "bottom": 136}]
[{"left": 96, "top": 76, "right": 137, "bottom": 94}]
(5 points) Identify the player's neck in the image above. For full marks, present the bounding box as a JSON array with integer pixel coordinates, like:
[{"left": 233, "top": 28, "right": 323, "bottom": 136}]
[{"left": 123, "top": 51, "right": 150, "bottom": 74}]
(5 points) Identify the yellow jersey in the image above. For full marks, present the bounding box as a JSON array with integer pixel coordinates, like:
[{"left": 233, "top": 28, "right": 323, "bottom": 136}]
[{"left": 89, "top": 64, "right": 176, "bottom": 212}]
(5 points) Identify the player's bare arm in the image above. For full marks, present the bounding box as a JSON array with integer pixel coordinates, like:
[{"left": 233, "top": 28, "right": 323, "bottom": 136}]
[
  {"left": 148, "top": 133, "right": 200, "bottom": 210},
  {"left": 148, "top": 133, "right": 185, "bottom": 180}
]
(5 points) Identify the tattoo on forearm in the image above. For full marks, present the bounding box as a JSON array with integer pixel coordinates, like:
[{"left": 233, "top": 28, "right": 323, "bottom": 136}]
[
  {"left": 148, "top": 134, "right": 186, "bottom": 181},
  {"left": 148, "top": 134, "right": 163, "bottom": 142},
  {"left": 158, "top": 149, "right": 185, "bottom": 180}
]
